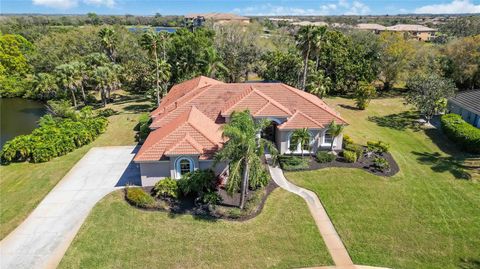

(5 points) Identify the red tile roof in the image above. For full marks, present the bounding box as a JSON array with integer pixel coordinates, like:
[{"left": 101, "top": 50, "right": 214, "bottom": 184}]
[{"left": 135, "top": 77, "right": 346, "bottom": 162}]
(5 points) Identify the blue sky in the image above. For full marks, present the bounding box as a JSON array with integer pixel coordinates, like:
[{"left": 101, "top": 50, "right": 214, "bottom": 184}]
[{"left": 2, "top": 0, "right": 480, "bottom": 15}]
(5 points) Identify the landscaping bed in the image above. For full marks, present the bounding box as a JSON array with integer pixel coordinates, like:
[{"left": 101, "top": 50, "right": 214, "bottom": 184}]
[{"left": 124, "top": 176, "right": 278, "bottom": 221}]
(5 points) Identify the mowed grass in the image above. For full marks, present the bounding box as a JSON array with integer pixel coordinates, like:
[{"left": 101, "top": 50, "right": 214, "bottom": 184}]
[
  {"left": 0, "top": 95, "right": 147, "bottom": 239},
  {"left": 59, "top": 189, "right": 333, "bottom": 269},
  {"left": 287, "top": 97, "right": 480, "bottom": 269}
]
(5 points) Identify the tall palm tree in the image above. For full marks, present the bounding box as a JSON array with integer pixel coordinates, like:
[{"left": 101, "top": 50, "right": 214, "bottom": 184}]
[
  {"left": 141, "top": 30, "right": 164, "bottom": 106},
  {"left": 289, "top": 128, "right": 311, "bottom": 157},
  {"left": 327, "top": 120, "right": 344, "bottom": 152},
  {"left": 98, "top": 28, "right": 117, "bottom": 62},
  {"left": 158, "top": 31, "right": 170, "bottom": 62},
  {"left": 200, "top": 47, "right": 228, "bottom": 79},
  {"left": 215, "top": 110, "right": 278, "bottom": 209},
  {"left": 296, "top": 26, "right": 317, "bottom": 91},
  {"left": 55, "top": 64, "right": 78, "bottom": 108},
  {"left": 312, "top": 26, "right": 327, "bottom": 71},
  {"left": 92, "top": 65, "right": 113, "bottom": 106},
  {"left": 157, "top": 60, "right": 171, "bottom": 99},
  {"left": 307, "top": 70, "right": 331, "bottom": 99},
  {"left": 71, "top": 61, "right": 88, "bottom": 103}
]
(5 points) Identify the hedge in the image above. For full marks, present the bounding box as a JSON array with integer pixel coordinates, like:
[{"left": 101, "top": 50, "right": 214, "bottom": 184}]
[
  {"left": 440, "top": 114, "right": 480, "bottom": 154},
  {"left": 1, "top": 111, "right": 108, "bottom": 163}
]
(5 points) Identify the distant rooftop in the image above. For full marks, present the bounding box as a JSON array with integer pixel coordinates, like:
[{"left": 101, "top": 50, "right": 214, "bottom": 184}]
[
  {"left": 185, "top": 13, "right": 249, "bottom": 21},
  {"left": 449, "top": 90, "right": 480, "bottom": 115},
  {"left": 356, "top": 23, "right": 386, "bottom": 31},
  {"left": 386, "top": 24, "right": 436, "bottom": 32},
  {"left": 291, "top": 21, "right": 328, "bottom": 26}
]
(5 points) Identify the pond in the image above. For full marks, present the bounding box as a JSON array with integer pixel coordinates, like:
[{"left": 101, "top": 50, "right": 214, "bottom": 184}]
[{"left": 0, "top": 98, "right": 47, "bottom": 148}]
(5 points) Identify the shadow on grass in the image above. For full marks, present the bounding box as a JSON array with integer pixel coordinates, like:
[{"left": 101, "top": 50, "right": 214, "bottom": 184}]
[
  {"left": 459, "top": 258, "right": 480, "bottom": 269},
  {"left": 338, "top": 104, "right": 361, "bottom": 111},
  {"left": 123, "top": 104, "right": 152, "bottom": 113},
  {"left": 412, "top": 151, "right": 475, "bottom": 180},
  {"left": 368, "top": 111, "right": 422, "bottom": 131}
]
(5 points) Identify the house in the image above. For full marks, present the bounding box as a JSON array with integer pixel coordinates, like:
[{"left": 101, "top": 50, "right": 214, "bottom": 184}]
[
  {"left": 447, "top": 90, "right": 480, "bottom": 128},
  {"left": 385, "top": 24, "right": 436, "bottom": 41},
  {"left": 184, "top": 13, "right": 250, "bottom": 25},
  {"left": 134, "top": 76, "right": 346, "bottom": 186},
  {"left": 356, "top": 23, "right": 387, "bottom": 34}
]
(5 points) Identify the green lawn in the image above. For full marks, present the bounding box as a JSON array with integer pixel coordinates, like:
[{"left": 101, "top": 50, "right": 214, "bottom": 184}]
[
  {"left": 286, "top": 97, "right": 480, "bottom": 269},
  {"left": 59, "top": 189, "right": 333, "bottom": 269},
  {"left": 0, "top": 94, "right": 149, "bottom": 239}
]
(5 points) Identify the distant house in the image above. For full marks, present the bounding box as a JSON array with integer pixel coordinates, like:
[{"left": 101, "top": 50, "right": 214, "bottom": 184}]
[
  {"left": 291, "top": 21, "right": 328, "bottom": 27},
  {"left": 356, "top": 23, "right": 387, "bottom": 34},
  {"left": 134, "top": 76, "right": 347, "bottom": 186},
  {"left": 184, "top": 13, "right": 250, "bottom": 25},
  {"left": 447, "top": 90, "right": 480, "bottom": 128},
  {"left": 355, "top": 23, "right": 436, "bottom": 41},
  {"left": 385, "top": 24, "right": 437, "bottom": 41}
]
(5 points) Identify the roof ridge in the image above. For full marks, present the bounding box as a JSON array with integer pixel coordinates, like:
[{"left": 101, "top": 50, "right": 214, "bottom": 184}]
[
  {"left": 186, "top": 107, "right": 222, "bottom": 145},
  {"left": 280, "top": 84, "right": 347, "bottom": 124},
  {"left": 220, "top": 86, "right": 255, "bottom": 115},
  {"left": 280, "top": 110, "right": 324, "bottom": 129},
  {"left": 251, "top": 87, "right": 292, "bottom": 116},
  {"left": 165, "top": 134, "right": 203, "bottom": 155}
]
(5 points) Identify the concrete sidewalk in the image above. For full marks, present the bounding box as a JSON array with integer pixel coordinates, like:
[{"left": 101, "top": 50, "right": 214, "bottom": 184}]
[
  {"left": 0, "top": 146, "right": 139, "bottom": 269},
  {"left": 267, "top": 160, "right": 390, "bottom": 269}
]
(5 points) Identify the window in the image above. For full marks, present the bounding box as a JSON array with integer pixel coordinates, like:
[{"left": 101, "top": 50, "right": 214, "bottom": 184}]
[
  {"left": 179, "top": 159, "right": 191, "bottom": 175},
  {"left": 175, "top": 157, "right": 194, "bottom": 178},
  {"left": 324, "top": 133, "right": 333, "bottom": 145},
  {"left": 287, "top": 131, "right": 313, "bottom": 153}
]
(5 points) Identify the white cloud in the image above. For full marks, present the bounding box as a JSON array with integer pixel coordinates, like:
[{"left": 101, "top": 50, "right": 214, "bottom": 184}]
[
  {"left": 414, "top": 0, "right": 480, "bottom": 14},
  {"left": 232, "top": 0, "right": 370, "bottom": 16},
  {"left": 32, "top": 0, "right": 115, "bottom": 9},
  {"left": 83, "top": 0, "right": 115, "bottom": 8},
  {"left": 33, "top": 0, "right": 78, "bottom": 9}
]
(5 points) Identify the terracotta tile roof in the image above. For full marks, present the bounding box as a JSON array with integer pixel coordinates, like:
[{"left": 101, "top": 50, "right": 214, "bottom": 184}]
[
  {"left": 386, "top": 24, "right": 436, "bottom": 32},
  {"left": 278, "top": 110, "right": 324, "bottom": 129},
  {"left": 134, "top": 106, "right": 223, "bottom": 162},
  {"left": 356, "top": 23, "right": 386, "bottom": 31},
  {"left": 136, "top": 76, "right": 347, "bottom": 162}
]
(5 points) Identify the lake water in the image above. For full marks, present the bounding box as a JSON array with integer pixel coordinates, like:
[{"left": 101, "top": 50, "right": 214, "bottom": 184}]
[{"left": 0, "top": 98, "right": 47, "bottom": 148}]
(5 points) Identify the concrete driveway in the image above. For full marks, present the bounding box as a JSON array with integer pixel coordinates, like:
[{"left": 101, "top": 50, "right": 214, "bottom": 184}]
[{"left": 0, "top": 146, "right": 139, "bottom": 269}]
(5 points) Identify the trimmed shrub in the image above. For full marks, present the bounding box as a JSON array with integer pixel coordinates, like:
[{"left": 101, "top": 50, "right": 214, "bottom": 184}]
[
  {"left": 201, "top": 191, "right": 223, "bottom": 206},
  {"left": 441, "top": 114, "right": 480, "bottom": 154},
  {"left": 373, "top": 157, "right": 390, "bottom": 172},
  {"left": 344, "top": 143, "right": 364, "bottom": 159},
  {"left": 137, "top": 113, "right": 151, "bottom": 141},
  {"left": 316, "top": 151, "right": 335, "bottom": 163},
  {"left": 178, "top": 169, "right": 216, "bottom": 196},
  {"left": 343, "top": 135, "right": 354, "bottom": 147},
  {"left": 278, "top": 155, "right": 309, "bottom": 171},
  {"left": 367, "top": 140, "right": 390, "bottom": 154},
  {"left": 125, "top": 187, "right": 156, "bottom": 208},
  {"left": 343, "top": 150, "right": 358, "bottom": 163},
  {"left": 153, "top": 178, "right": 178, "bottom": 199}
]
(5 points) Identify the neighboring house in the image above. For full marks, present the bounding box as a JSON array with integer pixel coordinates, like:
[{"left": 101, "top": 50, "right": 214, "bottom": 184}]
[
  {"left": 184, "top": 13, "right": 250, "bottom": 25},
  {"left": 134, "top": 76, "right": 347, "bottom": 186},
  {"left": 355, "top": 23, "right": 436, "bottom": 41},
  {"left": 356, "top": 23, "right": 386, "bottom": 34},
  {"left": 385, "top": 24, "right": 436, "bottom": 41},
  {"left": 447, "top": 90, "right": 480, "bottom": 128}
]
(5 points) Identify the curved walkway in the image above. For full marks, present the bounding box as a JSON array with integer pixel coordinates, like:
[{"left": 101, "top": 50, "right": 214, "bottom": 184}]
[
  {"left": 0, "top": 146, "right": 139, "bottom": 269},
  {"left": 267, "top": 161, "right": 390, "bottom": 269}
]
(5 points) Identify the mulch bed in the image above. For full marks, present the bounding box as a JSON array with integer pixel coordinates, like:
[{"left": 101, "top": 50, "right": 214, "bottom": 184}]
[
  {"left": 128, "top": 180, "right": 278, "bottom": 222},
  {"left": 298, "top": 150, "right": 399, "bottom": 177}
]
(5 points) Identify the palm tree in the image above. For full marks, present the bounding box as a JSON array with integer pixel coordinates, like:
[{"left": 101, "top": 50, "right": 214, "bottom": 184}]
[
  {"left": 157, "top": 60, "right": 171, "bottom": 99},
  {"left": 55, "top": 64, "right": 78, "bottom": 108},
  {"left": 141, "top": 30, "right": 164, "bottom": 106},
  {"left": 92, "top": 65, "right": 113, "bottom": 106},
  {"left": 32, "top": 73, "right": 59, "bottom": 100},
  {"left": 307, "top": 70, "right": 331, "bottom": 99},
  {"left": 327, "top": 120, "right": 344, "bottom": 152},
  {"left": 289, "top": 128, "right": 311, "bottom": 157},
  {"left": 312, "top": 26, "right": 327, "bottom": 71},
  {"left": 296, "top": 26, "right": 317, "bottom": 91},
  {"left": 214, "top": 110, "right": 278, "bottom": 209},
  {"left": 71, "top": 61, "right": 88, "bottom": 103},
  {"left": 158, "top": 31, "right": 170, "bottom": 62},
  {"left": 200, "top": 47, "right": 228, "bottom": 79},
  {"left": 98, "top": 28, "right": 117, "bottom": 62}
]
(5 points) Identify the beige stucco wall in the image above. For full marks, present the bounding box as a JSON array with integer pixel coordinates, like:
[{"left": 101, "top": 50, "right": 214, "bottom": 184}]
[
  {"left": 276, "top": 128, "right": 343, "bottom": 154},
  {"left": 138, "top": 157, "right": 229, "bottom": 186}
]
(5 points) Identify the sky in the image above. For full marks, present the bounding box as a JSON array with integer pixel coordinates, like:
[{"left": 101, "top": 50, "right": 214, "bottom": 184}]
[{"left": 2, "top": 0, "right": 480, "bottom": 15}]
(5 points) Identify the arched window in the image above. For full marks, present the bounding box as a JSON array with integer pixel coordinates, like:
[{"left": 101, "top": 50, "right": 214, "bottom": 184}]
[{"left": 175, "top": 157, "right": 194, "bottom": 178}]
